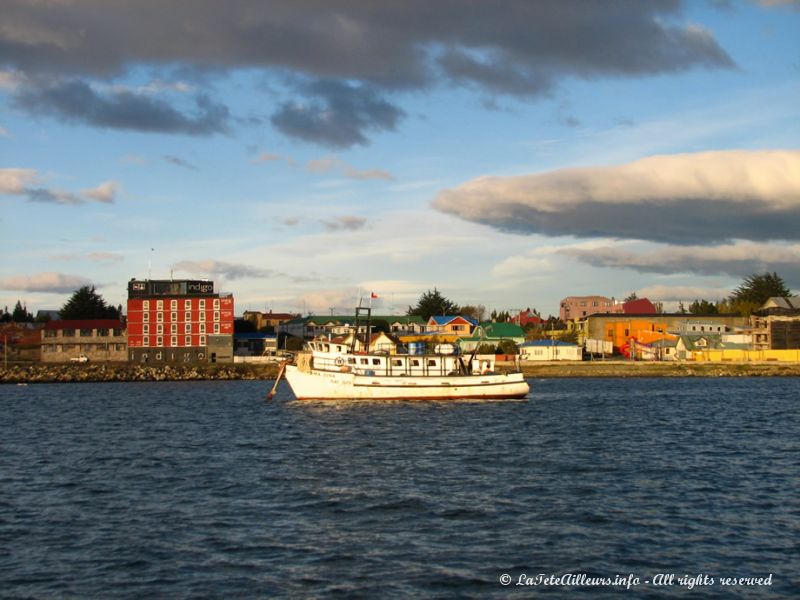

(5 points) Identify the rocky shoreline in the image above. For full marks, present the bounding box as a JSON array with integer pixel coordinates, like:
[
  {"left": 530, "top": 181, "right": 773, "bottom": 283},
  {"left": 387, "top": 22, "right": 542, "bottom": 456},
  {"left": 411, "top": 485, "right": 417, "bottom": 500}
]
[{"left": 2, "top": 360, "right": 799, "bottom": 384}]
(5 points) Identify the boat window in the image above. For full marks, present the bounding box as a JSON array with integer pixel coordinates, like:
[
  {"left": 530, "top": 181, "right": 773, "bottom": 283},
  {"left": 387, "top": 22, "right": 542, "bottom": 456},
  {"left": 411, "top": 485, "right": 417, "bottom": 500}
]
[
  {"left": 411, "top": 359, "right": 420, "bottom": 366},
  {"left": 323, "top": 344, "right": 329, "bottom": 352},
  {"left": 392, "top": 359, "right": 403, "bottom": 366},
  {"left": 360, "top": 358, "right": 369, "bottom": 365},
  {"left": 347, "top": 357, "right": 356, "bottom": 364},
  {"left": 427, "top": 359, "right": 437, "bottom": 367},
  {"left": 372, "top": 358, "right": 381, "bottom": 365}
]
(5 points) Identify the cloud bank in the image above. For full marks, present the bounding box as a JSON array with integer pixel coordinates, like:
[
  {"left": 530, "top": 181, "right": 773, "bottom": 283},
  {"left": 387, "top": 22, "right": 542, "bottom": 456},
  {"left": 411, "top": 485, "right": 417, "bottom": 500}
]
[
  {"left": 1, "top": 1, "right": 735, "bottom": 145},
  {"left": 1, "top": 168, "right": 120, "bottom": 205},
  {"left": 173, "top": 260, "right": 274, "bottom": 280},
  {"left": 433, "top": 150, "right": 800, "bottom": 244},
  {"left": 562, "top": 241, "right": 800, "bottom": 286},
  {"left": 0, "top": 272, "right": 93, "bottom": 293}
]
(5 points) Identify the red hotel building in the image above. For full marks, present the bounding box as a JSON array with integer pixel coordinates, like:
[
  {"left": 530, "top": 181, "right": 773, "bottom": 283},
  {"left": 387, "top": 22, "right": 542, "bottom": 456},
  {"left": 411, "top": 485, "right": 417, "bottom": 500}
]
[{"left": 127, "top": 279, "right": 234, "bottom": 364}]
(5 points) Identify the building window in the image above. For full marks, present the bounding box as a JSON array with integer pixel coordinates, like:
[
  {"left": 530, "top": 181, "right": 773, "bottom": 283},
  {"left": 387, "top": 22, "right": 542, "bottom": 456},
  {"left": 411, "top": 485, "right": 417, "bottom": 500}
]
[
  {"left": 62, "top": 329, "right": 76, "bottom": 337},
  {"left": 143, "top": 324, "right": 150, "bottom": 334},
  {"left": 171, "top": 312, "right": 177, "bottom": 322},
  {"left": 199, "top": 299, "right": 206, "bottom": 310},
  {"left": 157, "top": 324, "right": 164, "bottom": 335},
  {"left": 157, "top": 336, "right": 163, "bottom": 347},
  {"left": 185, "top": 324, "right": 191, "bottom": 334},
  {"left": 157, "top": 300, "right": 164, "bottom": 310},
  {"left": 143, "top": 312, "right": 150, "bottom": 323},
  {"left": 171, "top": 300, "right": 178, "bottom": 310},
  {"left": 185, "top": 335, "right": 192, "bottom": 346},
  {"left": 113, "top": 328, "right": 122, "bottom": 336},
  {"left": 213, "top": 323, "right": 220, "bottom": 334},
  {"left": 171, "top": 335, "right": 178, "bottom": 346},
  {"left": 44, "top": 330, "right": 56, "bottom": 338},
  {"left": 171, "top": 324, "right": 177, "bottom": 334},
  {"left": 199, "top": 335, "right": 206, "bottom": 346},
  {"left": 213, "top": 311, "right": 220, "bottom": 322},
  {"left": 143, "top": 335, "right": 150, "bottom": 346},
  {"left": 213, "top": 298, "right": 220, "bottom": 309},
  {"left": 199, "top": 323, "right": 206, "bottom": 333},
  {"left": 157, "top": 312, "right": 163, "bottom": 323},
  {"left": 80, "top": 328, "right": 93, "bottom": 337},
  {"left": 97, "top": 328, "right": 109, "bottom": 336},
  {"left": 143, "top": 300, "right": 150, "bottom": 310},
  {"left": 199, "top": 311, "right": 206, "bottom": 322},
  {"left": 185, "top": 299, "right": 192, "bottom": 310}
]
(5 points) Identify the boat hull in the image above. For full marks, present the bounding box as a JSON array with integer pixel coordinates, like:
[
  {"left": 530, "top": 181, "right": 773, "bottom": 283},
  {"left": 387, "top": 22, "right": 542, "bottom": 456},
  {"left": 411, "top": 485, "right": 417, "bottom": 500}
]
[{"left": 283, "top": 365, "right": 529, "bottom": 400}]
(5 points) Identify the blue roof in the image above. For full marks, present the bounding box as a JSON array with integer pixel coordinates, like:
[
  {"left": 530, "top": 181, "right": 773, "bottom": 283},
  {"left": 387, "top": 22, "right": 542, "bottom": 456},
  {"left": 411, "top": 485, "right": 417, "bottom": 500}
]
[
  {"left": 521, "top": 340, "right": 578, "bottom": 347},
  {"left": 430, "top": 315, "right": 478, "bottom": 326}
]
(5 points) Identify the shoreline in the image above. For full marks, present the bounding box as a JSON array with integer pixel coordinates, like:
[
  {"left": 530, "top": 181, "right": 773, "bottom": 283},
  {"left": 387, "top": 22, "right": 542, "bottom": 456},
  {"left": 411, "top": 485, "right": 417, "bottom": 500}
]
[{"left": 2, "top": 360, "right": 800, "bottom": 383}]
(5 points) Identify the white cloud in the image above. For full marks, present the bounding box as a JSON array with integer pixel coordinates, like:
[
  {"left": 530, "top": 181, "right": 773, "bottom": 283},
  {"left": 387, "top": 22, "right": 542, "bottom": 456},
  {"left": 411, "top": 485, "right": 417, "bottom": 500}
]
[
  {"left": 173, "top": 259, "right": 275, "bottom": 280},
  {"left": 0, "top": 272, "right": 92, "bottom": 293},
  {"left": 0, "top": 168, "right": 38, "bottom": 194},
  {"left": 433, "top": 150, "right": 800, "bottom": 244},
  {"left": 80, "top": 180, "right": 119, "bottom": 203}
]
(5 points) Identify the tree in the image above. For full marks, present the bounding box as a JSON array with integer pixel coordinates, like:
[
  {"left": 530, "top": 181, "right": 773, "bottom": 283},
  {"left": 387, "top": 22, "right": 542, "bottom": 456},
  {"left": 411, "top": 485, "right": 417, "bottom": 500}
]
[
  {"left": 407, "top": 288, "right": 459, "bottom": 320},
  {"left": 59, "top": 286, "right": 121, "bottom": 320},
  {"left": 460, "top": 304, "right": 487, "bottom": 323},
  {"left": 624, "top": 292, "right": 638, "bottom": 302},
  {"left": 721, "top": 272, "right": 792, "bottom": 316},
  {"left": 688, "top": 299, "right": 718, "bottom": 315},
  {"left": 11, "top": 300, "right": 33, "bottom": 323},
  {"left": 731, "top": 272, "right": 790, "bottom": 305}
]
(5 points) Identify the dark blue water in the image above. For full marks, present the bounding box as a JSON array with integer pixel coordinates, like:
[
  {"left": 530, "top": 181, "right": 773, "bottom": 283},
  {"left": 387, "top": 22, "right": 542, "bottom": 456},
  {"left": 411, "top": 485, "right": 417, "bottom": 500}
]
[{"left": 1, "top": 378, "right": 798, "bottom": 598}]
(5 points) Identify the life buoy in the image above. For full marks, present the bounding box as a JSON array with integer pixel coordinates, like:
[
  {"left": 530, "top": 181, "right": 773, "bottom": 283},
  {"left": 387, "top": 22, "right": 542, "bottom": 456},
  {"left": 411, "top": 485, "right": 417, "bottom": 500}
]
[{"left": 335, "top": 357, "right": 344, "bottom": 366}]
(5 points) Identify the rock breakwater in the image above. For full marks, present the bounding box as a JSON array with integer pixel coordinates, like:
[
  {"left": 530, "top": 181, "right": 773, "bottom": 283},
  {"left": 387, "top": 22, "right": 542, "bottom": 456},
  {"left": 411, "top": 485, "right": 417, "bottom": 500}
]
[{"left": 0, "top": 363, "right": 280, "bottom": 384}]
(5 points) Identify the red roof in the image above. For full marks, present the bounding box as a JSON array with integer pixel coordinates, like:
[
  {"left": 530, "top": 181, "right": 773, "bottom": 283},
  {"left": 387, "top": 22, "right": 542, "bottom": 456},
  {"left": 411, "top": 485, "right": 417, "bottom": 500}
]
[
  {"left": 622, "top": 298, "right": 657, "bottom": 314},
  {"left": 44, "top": 319, "right": 125, "bottom": 330}
]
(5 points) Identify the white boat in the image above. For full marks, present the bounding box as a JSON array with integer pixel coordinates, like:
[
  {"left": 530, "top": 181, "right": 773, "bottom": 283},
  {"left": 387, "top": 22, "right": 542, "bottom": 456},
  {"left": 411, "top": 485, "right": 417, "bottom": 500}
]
[{"left": 282, "top": 337, "right": 529, "bottom": 401}]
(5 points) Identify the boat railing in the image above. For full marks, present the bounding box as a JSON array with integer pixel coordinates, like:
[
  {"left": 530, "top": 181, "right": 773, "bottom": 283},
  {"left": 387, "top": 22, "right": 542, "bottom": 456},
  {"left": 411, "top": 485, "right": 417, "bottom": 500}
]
[{"left": 309, "top": 350, "right": 489, "bottom": 377}]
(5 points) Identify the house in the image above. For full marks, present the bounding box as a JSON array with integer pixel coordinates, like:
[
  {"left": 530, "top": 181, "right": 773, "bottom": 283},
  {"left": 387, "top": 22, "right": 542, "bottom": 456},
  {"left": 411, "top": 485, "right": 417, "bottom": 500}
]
[
  {"left": 41, "top": 319, "right": 126, "bottom": 362},
  {"left": 386, "top": 316, "right": 426, "bottom": 335},
  {"left": 242, "top": 310, "right": 299, "bottom": 331},
  {"left": 756, "top": 296, "right": 800, "bottom": 316},
  {"left": 581, "top": 313, "right": 749, "bottom": 354},
  {"left": 459, "top": 322, "right": 526, "bottom": 352},
  {"left": 0, "top": 322, "right": 44, "bottom": 362},
  {"left": 559, "top": 296, "right": 621, "bottom": 321},
  {"left": 519, "top": 340, "right": 582, "bottom": 361},
  {"left": 513, "top": 309, "right": 545, "bottom": 328},
  {"left": 426, "top": 315, "right": 477, "bottom": 335},
  {"left": 233, "top": 332, "right": 278, "bottom": 356}
]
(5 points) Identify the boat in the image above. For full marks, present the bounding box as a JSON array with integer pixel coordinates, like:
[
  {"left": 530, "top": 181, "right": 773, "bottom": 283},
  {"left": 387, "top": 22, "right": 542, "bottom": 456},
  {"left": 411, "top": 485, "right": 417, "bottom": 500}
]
[{"left": 279, "top": 307, "right": 529, "bottom": 401}]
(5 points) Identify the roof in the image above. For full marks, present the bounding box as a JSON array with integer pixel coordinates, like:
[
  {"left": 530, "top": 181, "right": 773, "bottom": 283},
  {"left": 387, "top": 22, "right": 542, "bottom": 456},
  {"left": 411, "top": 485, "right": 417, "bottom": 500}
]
[
  {"left": 521, "top": 340, "right": 579, "bottom": 347},
  {"left": 477, "top": 322, "right": 526, "bottom": 338},
  {"left": 622, "top": 298, "right": 657, "bottom": 314},
  {"left": 45, "top": 319, "right": 125, "bottom": 330},
  {"left": 760, "top": 296, "right": 800, "bottom": 310},
  {"left": 428, "top": 315, "right": 478, "bottom": 326}
]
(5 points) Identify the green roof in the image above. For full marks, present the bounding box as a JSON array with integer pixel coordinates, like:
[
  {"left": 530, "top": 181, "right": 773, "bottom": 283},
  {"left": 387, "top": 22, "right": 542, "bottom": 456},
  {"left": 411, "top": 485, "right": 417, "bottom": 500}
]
[{"left": 477, "top": 322, "right": 526, "bottom": 338}]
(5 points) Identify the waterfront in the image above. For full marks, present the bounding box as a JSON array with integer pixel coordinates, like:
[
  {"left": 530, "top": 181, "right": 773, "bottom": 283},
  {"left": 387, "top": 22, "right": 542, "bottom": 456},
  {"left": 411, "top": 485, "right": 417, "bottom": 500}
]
[{"left": 2, "top": 379, "right": 798, "bottom": 598}]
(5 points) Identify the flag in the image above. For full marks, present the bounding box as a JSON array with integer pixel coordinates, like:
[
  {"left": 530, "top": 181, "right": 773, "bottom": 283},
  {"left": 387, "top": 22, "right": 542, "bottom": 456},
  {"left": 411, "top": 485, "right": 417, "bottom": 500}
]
[{"left": 370, "top": 292, "right": 379, "bottom": 299}]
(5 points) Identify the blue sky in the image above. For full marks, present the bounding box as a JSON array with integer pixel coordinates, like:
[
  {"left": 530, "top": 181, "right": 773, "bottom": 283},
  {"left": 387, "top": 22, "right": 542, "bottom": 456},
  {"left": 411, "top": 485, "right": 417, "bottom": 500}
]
[{"left": 2, "top": 0, "right": 799, "bottom": 318}]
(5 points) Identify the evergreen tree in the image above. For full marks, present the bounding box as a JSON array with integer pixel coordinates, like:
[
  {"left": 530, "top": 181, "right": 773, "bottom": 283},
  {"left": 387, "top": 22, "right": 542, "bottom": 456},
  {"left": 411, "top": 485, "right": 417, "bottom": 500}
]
[
  {"left": 407, "top": 289, "right": 460, "bottom": 320},
  {"left": 724, "top": 272, "right": 791, "bottom": 316},
  {"left": 688, "top": 299, "right": 719, "bottom": 315},
  {"left": 11, "top": 300, "right": 33, "bottom": 322},
  {"left": 59, "top": 286, "right": 121, "bottom": 320}
]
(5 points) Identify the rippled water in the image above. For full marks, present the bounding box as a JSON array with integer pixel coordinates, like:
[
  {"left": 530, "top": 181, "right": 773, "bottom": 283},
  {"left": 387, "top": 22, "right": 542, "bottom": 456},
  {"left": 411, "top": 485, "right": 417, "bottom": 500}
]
[{"left": 2, "top": 378, "right": 798, "bottom": 598}]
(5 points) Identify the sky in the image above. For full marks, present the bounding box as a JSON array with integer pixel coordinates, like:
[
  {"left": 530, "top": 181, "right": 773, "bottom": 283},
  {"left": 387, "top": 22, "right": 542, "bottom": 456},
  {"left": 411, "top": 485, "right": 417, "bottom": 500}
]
[{"left": 2, "top": 0, "right": 799, "bottom": 318}]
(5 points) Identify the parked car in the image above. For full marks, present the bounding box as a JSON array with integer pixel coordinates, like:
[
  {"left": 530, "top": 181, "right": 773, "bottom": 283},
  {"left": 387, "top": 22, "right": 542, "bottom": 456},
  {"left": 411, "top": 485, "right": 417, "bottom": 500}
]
[{"left": 70, "top": 354, "right": 90, "bottom": 363}]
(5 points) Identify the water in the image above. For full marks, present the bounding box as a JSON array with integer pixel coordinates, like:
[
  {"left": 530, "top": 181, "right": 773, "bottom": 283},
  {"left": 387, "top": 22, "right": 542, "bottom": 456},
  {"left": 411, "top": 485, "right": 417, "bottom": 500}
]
[{"left": 1, "top": 378, "right": 798, "bottom": 598}]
